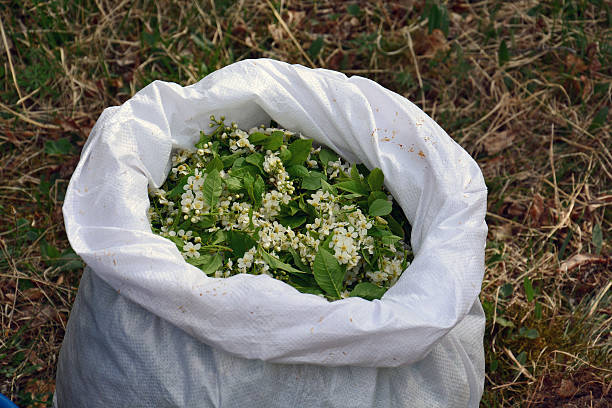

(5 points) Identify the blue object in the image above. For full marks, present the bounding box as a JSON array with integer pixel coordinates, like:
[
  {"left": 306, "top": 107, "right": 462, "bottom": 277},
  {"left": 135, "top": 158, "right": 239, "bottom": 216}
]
[{"left": 0, "top": 393, "right": 18, "bottom": 408}]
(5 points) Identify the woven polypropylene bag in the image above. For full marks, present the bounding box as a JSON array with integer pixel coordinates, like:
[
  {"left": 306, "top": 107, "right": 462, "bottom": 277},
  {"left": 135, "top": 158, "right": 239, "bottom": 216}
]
[{"left": 56, "top": 59, "right": 488, "bottom": 407}]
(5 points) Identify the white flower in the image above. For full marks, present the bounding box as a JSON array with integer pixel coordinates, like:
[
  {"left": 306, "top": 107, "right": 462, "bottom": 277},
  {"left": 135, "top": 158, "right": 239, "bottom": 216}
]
[
  {"left": 237, "top": 247, "right": 257, "bottom": 272},
  {"left": 366, "top": 270, "right": 388, "bottom": 284},
  {"left": 182, "top": 242, "right": 201, "bottom": 258}
]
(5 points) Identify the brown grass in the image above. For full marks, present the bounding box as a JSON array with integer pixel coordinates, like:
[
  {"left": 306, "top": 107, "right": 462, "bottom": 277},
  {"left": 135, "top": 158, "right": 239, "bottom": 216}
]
[{"left": 0, "top": 0, "right": 610, "bottom": 406}]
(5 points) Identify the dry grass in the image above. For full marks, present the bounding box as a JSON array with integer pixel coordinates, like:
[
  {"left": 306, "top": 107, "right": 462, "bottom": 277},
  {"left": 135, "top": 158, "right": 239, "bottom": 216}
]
[{"left": 0, "top": 0, "right": 610, "bottom": 406}]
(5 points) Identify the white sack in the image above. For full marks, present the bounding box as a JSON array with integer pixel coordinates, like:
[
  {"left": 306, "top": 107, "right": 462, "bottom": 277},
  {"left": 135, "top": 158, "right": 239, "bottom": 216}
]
[{"left": 57, "top": 59, "right": 488, "bottom": 406}]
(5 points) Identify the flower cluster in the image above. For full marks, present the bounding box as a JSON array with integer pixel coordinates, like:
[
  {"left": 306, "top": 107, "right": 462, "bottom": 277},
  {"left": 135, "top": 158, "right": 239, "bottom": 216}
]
[{"left": 148, "top": 116, "right": 413, "bottom": 301}]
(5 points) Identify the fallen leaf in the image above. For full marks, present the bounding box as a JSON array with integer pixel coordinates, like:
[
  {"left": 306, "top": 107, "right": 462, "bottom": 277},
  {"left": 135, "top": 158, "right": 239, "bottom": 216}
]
[
  {"left": 557, "top": 378, "right": 577, "bottom": 398},
  {"left": 528, "top": 193, "right": 545, "bottom": 226},
  {"left": 503, "top": 200, "right": 525, "bottom": 219},
  {"left": 267, "top": 23, "right": 284, "bottom": 43},
  {"left": 286, "top": 10, "right": 306, "bottom": 27},
  {"left": 422, "top": 29, "right": 450, "bottom": 57},
  {"left": 450, "top": 0, "right": 469, "bottom": 13},
  {"left": 484, "top": 130, "right": 515, "bottom": 155},
  {"left": 25, "top": 305, "right": 60, "bottom": 329},
  {"left": 588, "top": 56, "right": 601, "bottom": 74},
  {"left": 25, "top": 379, "right": 55, "bottom": 408},
  {"left": 580, "top": 75, "right": 593, "bottom": 101},
  {"left": 3, "top": 129, "right": 21, "bottom": 146},
  {"left": 565, "top": 53, "right": 587, "bottom": 74},
  {"left": 327, "top": 50, "right": 344, "bottom": 70},
  {"left": 559, "top": 253, "right": 609, "bottom": 273},
  {"left": 491, "top": 224, "right": 513, "bottom": 241},
  {"left": 116, "top": 56, "right": 136, "bottom": 67},
  {"left": 22, "top": 288, "right": 44, "bottom": 301},
  {"left": 24, "top": 349, "right": 45, "bottom": 368},
  {"left": 244, "top": 35, "right": 255, "bottom": 48},
  {"left": 586, "top": 42, "right": 599, "bottom": 59}
]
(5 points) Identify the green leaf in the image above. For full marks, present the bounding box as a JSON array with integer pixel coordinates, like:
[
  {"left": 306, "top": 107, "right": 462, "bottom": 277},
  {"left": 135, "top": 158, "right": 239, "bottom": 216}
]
[
  {"left": 349, "top": 282, "right": 387, "bottom": 300},
  {"left": 231, "top": 157, "right": 246, "bottom": 169},
  {"left": 299, "top": 196, "right": 316, "bottom": 217},
  {"left": 245, "top": 152, "right": 265, "bottom": 172},
  {"left": 260, "top": 250, "right": 309, "bottom": 275},
  {"left": 44, "top": 138, "right": 73, "bottom": 155},
  {"left": 320, "top": 233, "right": 334, "bottom": 253},
  {"left": 431, "top": 3, "right": 449, "bottom": 36},
  {"left": 224, "top": 176, "right": 242, "bottom": 192},
  {"left": 287, "top": 274, "right": 322, "bottom": 295},
  {"left": 253, "top": 175, "right": 265, "bottom": 206},
  {"left": 490, "top": 358, "right": 499, "bottom": 373},
  {"left": 288, "top": 284, "right": 323, "bottom": 295},
  {"left": 187, "top": 253, "right": 223, "bottom": 276},
  {"left": 284, "top": 200, "right": 300, "bottom": 216},
  {"left": 320, "top": 179, "right": 337, "bottom": 195},
  {"left": 367, "top": 168, "right": 384, "bottom": 191},
  {"left": 381, "top": 234, "right": 402, "bottom": 247},
  {"left": 231, "top": 165, "right": 259, "bottom": 181},
  {"left": 40, "top": 245, "right": 84, "bottom": 271},
  {"left": 498, "top": 40, "right": 509, "bottom": 66},
  {"left": 248, "top": 132, "right": 268, "bottom": 144},
  {"left": 347, "top": 3, "right": 362, "bottom": 17},
  {"left": 289, "top": 248, "right": 310, "bottom": 272},
  {"left": 523, "top": 276, "right": 535, "bottom": 302},
  {"left": 221, "top": 152, "right": 243, "bottom": 168},
  {"left": 519, "top": 327, "right": 539, "bottom": 339},
  {"left": 335, "top": 180, "right": 368, "bottom": 196},
  {"left": 227, "top": 230, "right": 256, "bottom": 258},
  {"left": 496, "top": 316, "right": 514, "bottom": 328},
  {"left": 167, "top": 235, "right": 184, "bottom": 249},
  {"left": 313, "top": 248, "right": 344, "bottom": 299},
  {"left": 318, "top": 148, "right": 338, "bottom": 169},
  {"left": 369, "top": 199, "right": 392, "bottom": 216},
  {"left": 427, "top": 3, "right": 439, "bottom": 33},
  {"left": 278, "top": 215, "right": 307, "bottom": 229},
  {"left": 500, "top": 283, "right": 513, "bottom": 297},
  {"left": 167, "top": 174, "right": 191, "bottom": 199},
  {"left": 265, "top": 132, "right": 284, "bottom": 151},
  {"left": 243, "top": 172, "right": 255, "bottom": 202},
  {"left": 368, "top": 226, "right": 393, "bottom": 238},
  {"left": 534, "top": 301, "right": 542, "bottom": 320},
  {"left": 195, "top": 130, "right": 211, "bottom": 147},
  {"left": 302, "top": 172, "right": 325, "bottom": 190},
  {"left": 210, "top": 141, "right": 221, "bottom": 157},
  {"left": 386, "top": 214, "right": 404, "bottom": 238},
  {"left": 308, "top": 36, "right": 324, "bottom": 60},
  {"left": 186, "top": 253, "right": 212, "bottom": 266},
  {"left": 592, "top": 223, "right": 603, "bottom": 255},
  {"left": 368, "top": 191, "right": 387, "bottom": 207},
  {"left": 350, "top": 164, "right": 362, "bottom": 183},
  {"left": 40, "top": 241, "right": 61, "bottom": 259},
  {"left": 285, "top": 138, "right": 313, "bottom": 166},
  {"left": 350, "top": 195, "right": 367, "bottom": 203},
  {"left": 210, "top": 230, "right": 226, "bottom": 245},
  {"left": 279, "top": 147, "right": 292, "bottom": 162},
  {"left": 589, "top": 106, "right": 608, "bottom": 131},
  {"left": 202, "top": 169, "right": 223, "bottom": 208},
  {"left": 286, "top": 164, "right": 309, "bottom": 178},
  {"left": 205, "top": 157, "right": 223, "bottom": 173},
  {"left": 195, "top": 216, "right": 215, "bottom": 229}
]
